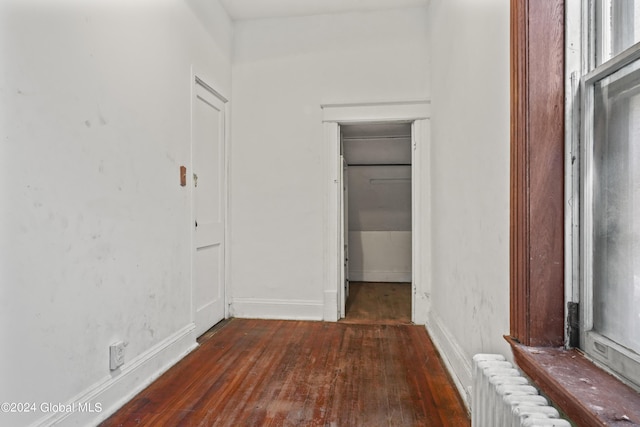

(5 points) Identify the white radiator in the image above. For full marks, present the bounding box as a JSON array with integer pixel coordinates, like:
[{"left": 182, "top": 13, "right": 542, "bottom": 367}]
[{"left": 472, "top": 354, "right": 572, "bottom": 427}]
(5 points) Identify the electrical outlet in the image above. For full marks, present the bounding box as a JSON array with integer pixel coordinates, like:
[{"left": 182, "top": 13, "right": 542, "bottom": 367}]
[{"left": 109, "top": 341, "right": 126, "bottom": 370}]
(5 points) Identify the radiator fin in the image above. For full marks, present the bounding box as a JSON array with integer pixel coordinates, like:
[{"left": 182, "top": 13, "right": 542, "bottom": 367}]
[{"left": 472, "top": 354, "right": 572, "bottom": 427}]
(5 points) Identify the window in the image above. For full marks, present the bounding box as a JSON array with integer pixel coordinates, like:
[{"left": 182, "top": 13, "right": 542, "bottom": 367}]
[
  {"left": 510, "top": 1, "right": 640, "bottom": 424},
  {"left": 579, "top": 0, "right": 640, "bottom": 389}
]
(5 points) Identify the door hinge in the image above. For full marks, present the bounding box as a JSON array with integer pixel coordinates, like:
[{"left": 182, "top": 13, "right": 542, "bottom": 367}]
[{"left": 567, "top": 302, "right": 579, "bottom": 348}]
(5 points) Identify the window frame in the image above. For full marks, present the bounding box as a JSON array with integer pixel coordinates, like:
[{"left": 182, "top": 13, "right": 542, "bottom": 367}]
[
  {"left": 579, "top": 1, "right": 640, "bottom": 391},
  {"left": 509, "top": 0, "right": 640, "bottom": 424},
  {"left": 509, "top": 0, "right": 565, "bottom": 348}
]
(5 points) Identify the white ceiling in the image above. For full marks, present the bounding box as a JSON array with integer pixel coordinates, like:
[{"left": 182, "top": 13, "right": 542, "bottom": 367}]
[{"left": 219, "top": 0, "right": 430, "bottom": 21}]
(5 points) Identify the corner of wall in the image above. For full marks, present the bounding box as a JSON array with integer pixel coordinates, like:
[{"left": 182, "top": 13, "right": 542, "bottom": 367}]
[{"left": 425, "top": 311, "right": 472, "bottom": 410}]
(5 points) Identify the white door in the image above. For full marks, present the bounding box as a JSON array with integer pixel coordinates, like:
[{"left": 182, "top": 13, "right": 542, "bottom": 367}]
[
  {"left": 343, "top": 158, "right": 350, "bottom": 301},
  {"left": 340, "top": 155, "right": 349, "bottom": 318},
  {"left": 193, "top": 79, "right": 226, "bottom": 337}
]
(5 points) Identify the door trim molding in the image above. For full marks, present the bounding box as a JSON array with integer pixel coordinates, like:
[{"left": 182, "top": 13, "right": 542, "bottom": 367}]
[
  {"left": 321, "top": 100, "right": 431, "bottom": 322},
  {"left": 321, "top": 100, "right": 430, "bottom": 123},
  {"left": 195, "top": 76, "right": 228, "bottom": 103}
]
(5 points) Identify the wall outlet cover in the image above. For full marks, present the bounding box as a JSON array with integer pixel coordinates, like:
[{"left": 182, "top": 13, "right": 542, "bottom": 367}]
[{"left": 109, "top": 341, "right": 125, "bottom": 370}]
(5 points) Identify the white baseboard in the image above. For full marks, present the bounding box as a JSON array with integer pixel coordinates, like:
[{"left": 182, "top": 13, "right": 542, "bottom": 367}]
[
  {"left": 230, "top": 298, "right": 324, "bottom": 321},
  {"left": 425, "top": 311, "right": 472, "bottom": 411},
  {"left": 31, "top": 324, "right": 198, "bottom": 427},
  {"left": 349, "top": 270, "right": 412, "bottom": 283}
]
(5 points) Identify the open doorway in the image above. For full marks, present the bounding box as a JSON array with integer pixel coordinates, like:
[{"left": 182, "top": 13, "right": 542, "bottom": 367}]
[
  {"left": 321, "top": 100, "right": 430, "bottom": 324},
  {"left": 339, "top": 122, "right": 412, "bottom": 324}
]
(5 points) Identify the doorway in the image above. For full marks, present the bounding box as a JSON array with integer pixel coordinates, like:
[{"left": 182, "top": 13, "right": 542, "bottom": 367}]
[
  {"left": 192, "top": 76, "right": 228, "bottom": 337},
  {"left": 321, "top": 100, "right": 431, "bottom": 324},
  {"left": 340, "top": 123, "right": 412, "bottom": 324}
]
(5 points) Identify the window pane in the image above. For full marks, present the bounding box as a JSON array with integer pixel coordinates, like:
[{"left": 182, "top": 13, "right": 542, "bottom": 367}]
[
  {"left": 597, "top": 0, "right": 640, "bottom": 65},
  {"left": 593, "top": 59, "right": 640, "bottom": 355}
]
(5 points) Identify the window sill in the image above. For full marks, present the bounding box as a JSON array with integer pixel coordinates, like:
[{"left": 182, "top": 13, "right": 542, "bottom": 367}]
[{"left": 506, "top": 336, "right": 640, "bottom": 427}]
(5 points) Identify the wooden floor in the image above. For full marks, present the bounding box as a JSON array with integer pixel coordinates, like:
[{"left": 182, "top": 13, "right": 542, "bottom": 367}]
[
  {"left": 101, "top": 318, "right": 470, "bottom": 427},
  {"left": 342, "top": 282, "right": 412, "bottom": 325}
]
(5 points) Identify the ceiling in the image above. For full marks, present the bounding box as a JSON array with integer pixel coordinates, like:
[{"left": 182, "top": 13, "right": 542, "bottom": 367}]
[{"left": 219, "top": 0, "right": 430, "bottom": 21}]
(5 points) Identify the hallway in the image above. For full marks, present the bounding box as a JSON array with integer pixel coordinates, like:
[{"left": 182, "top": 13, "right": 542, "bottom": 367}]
[{"left": 100, "top": 318, "right": 470, "bottom": 426}]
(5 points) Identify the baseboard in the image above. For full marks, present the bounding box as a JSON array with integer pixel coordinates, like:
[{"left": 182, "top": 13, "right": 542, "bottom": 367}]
[
  {"left": 349, "top": 271, "right": 412, "bottom": 283},
  {"left": 425, "top": 311, "right": 472, "bottom": 411},
  {"left": 31, "top": 324, "right": 198, "bottom": 427},
  {"left": 230, "top": 298, "right": 324, "bottom": 321}
]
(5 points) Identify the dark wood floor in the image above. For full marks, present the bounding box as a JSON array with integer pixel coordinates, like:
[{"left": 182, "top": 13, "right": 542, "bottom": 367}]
[
  {"left": 101, "top": 318, "right": 470, "bottom": 427},
  {"left": 342, "top": 282, "right": 412, "bottom": 325}
]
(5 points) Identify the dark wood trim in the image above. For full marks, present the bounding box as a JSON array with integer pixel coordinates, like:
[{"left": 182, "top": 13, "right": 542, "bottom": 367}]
[
  {"left": 510, "top": 0, "right": 529, "bottom": 345},
  {"left": 509, "top": 2, "right": 640, "bottom": 424},
  {"left": 507, "top": 337, "right": 640, "bottom": 427},
  {"left": 510, "top": 0, "right": 565, "bottom": 347}
]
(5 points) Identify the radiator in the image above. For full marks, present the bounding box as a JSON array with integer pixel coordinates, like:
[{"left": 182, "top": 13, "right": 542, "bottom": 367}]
[{"left": 472, "top": 354, "right": 572, "bottom": 427}]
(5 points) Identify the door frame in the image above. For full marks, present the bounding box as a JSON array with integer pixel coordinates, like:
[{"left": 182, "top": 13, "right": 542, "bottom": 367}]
[
  {"left": 190, "top": 70, "right": 231, "bottom": 331},
  {"left": 321, "top": 101, "right": 431, "bottom": 323}
]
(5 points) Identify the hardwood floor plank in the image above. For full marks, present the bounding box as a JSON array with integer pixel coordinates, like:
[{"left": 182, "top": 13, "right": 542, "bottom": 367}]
[
  {"left": 342, "top": 282, "right": 412, "bottom": 325},
  {"left": 101, "top": 319, "right": 470, "bottom": 427}
]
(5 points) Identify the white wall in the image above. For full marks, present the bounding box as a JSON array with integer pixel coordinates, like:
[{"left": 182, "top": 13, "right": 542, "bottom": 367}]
[
  {"left": 425, "top": 0, "right": 511, "bottom": 405},
  {"left": 0, "top": 1, "right": 232, "bottom": 425},
  {"left": 0, "top": 0, "right": 511, "bottom": 421},
  {"left": 347, "top": 163, "right": 412, "bottom": 283},
  {"left": 349, "top": 231, "right": 412, "bottom": 282},
  {"left": 229, "top": 8, "right": 430, "bottom": 319}
]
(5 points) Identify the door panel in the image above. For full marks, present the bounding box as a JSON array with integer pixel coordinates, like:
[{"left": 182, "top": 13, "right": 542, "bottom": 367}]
[
  {"left": 193, "top": 80, "right": 226, "bottom": 337},
  {"left": 339, "top": 155, "right": 348, "bottom": 318},
  {"left": 195, "top": 245, "right": 221, "bottom": 324},
  {"left": 343, "top": 158, "right": 349, "bottom": 301}
]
